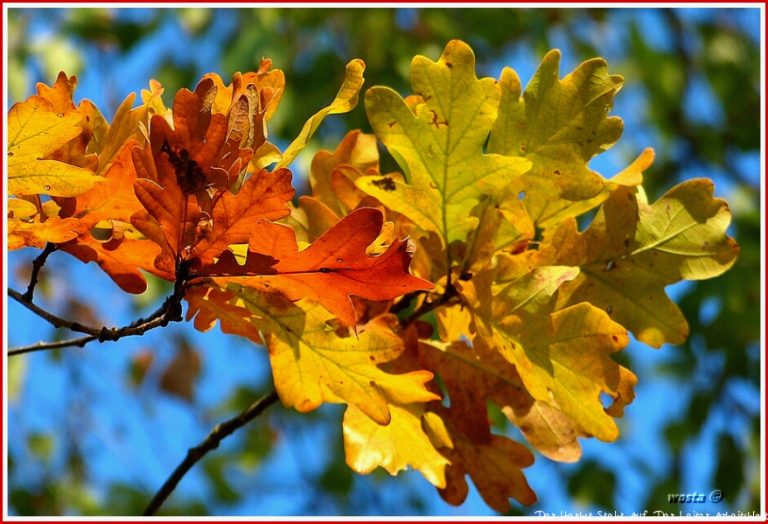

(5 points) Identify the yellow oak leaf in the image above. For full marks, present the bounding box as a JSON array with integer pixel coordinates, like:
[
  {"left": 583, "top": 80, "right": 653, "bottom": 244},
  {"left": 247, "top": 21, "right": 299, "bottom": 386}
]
[
  {"left": 547, "top": 180, "right": 738, "bottom": 347},
  {"left": 94, "top": 89, "right": 156, "bottom": 175},
  {"left": 343, "top": 402, "right": 450, "bottom": 488},
  {"left": 35, "top": 72, "right": 103, "bottom": 172},
  {"left": 8, "top": 96, "right": 102, "bottom": 197},
  {"left": 195, "top": 286, "right": 439, "bottom": 424},
  {"left": 488, "top": 50, "right": 624, "bottom": 224},
  {"left": 535, "top": 147, "right": 654, "bottom": 231},
  {"left": 462, "top": 266, "right": 629, "bottom": 442},
  {"left": 357, "top": 40, "right": 531, "bottom": 246},
  {"left": 484, "top": 302, "right": 628, "bottom": 442},
  {"left": 277, "top": 59, "right": 366, "bottom": 169}
]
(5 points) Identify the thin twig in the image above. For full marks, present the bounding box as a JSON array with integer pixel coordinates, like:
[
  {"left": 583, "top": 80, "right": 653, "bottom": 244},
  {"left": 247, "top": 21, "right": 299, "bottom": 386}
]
[
  {"left": 399, "top": 283, "right": 459, "bottom": 327},
  {"left": 22, "top": 243, "right": 58, "bottom": 302},
  {"left": 389, "top": 291, "right": 424, "bottom": 315},
  {"left": 7, "top": 285, "right": 187, "bottom": 357},
  {"left": 7, "top": 280, "right": 186, "bottom": 352},
  {"left": 142, "top": 389, "right": 280, "bottom": 516},
  {"left": 7, "top": 335, "right": 97, "bottom": 356},
  {"left": 9, "top": 288, "right": 180, "bottom": 340}
]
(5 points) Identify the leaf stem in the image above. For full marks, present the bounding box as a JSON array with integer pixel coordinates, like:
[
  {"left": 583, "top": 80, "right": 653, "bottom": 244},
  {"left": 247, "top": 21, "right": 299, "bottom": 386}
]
[{"left": 142, "top": 388, "right": 280, "bottom": 516}]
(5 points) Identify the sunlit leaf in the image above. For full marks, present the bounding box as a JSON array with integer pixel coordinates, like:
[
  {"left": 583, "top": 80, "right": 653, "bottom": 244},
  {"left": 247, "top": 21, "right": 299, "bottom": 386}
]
[
  {"left": 8, "top": 96, "right": 102, "bottom": 197},
  {"left": 343, "top": 402, "right": 450, "bottom": 487},
  {"left": 278, "top": 59, "right": 366, "bottom": 169},
  {"left": 357, "top": 40, "right": 530, "bottom": 246}
]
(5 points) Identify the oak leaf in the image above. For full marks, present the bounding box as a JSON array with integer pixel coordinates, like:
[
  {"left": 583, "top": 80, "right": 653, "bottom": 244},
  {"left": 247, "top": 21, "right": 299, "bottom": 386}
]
[
  {"left": 185, "top": 285, "right": 265, "bottom": 344},
  {"left": 551, "top": 180, "right": 739, "bottom": 347},
  {"left": 464, "top": 267, "right": 631, "bottom": 442},
  {"left": 420, "top": 339, "right": 588, "bottom": 463},
  {"left": 439, "top": 430, "right": 536, "bottom": 512},
  {"left": 277, "top": 59, "right": 366, "bottom": 169},
  {"left": 488, "top": 50, "right": 624, "bottom": 225},
  {"left": 343, "top": 402, "right": 450, "bottom": 488},
  {"left": 190, "top": 286, "right": 439, "bottom": 424},
  {"left": 8, "top": 96, "right": 102, "bottom": 197},
  {"left": 357, "top": 40, "right": 531, "bottom": 246},
  {"left": 92, "top": 80, "right": 166, "bottom": 175},
  {"left": 7, "top": 198, "right": 80, "bottom": 250},
  {"left": 189, "top": 168, "right": 294, "bottom": 266},
  {"left": 309, "top": 130, "right": 380, "bottom": 216},
  {"left": 214, "top": 208, "right": 433, "bottom": 326},
  {"left": 55, "top": 142, "right": 162, "bottom": 293},
  {"left": 34, "top": 72, "right": 102, "bottom": 172},
  {"left": 131, "top": 142, "right": 205, "bottom": 279}
]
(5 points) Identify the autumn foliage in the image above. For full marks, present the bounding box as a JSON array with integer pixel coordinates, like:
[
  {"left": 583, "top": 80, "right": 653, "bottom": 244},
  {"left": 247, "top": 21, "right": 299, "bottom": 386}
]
[{"left": 7, "top": 40, "right": 738, "bottom": 512}]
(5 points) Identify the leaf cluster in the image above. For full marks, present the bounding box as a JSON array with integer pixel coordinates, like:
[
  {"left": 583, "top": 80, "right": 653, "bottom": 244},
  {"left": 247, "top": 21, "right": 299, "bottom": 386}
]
[{"left": 6, "top": 40, "right": 738, "bottom": 513}]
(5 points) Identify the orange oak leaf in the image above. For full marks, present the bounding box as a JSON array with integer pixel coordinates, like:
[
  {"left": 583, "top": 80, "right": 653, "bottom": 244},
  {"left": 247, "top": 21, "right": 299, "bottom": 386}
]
[
  {"left": 184, "top": 285, "right": 265, "bottom": 344},
  {"left": 214, "top": 207, "right": 433, "bottom": 325},
  {"left": 189, "top": 168, "right": 294, "bottom": 266},
  {"left": 201, "top": 59, "right": 285, "bottom": 169},
  {"left": 438, "top": 424, "right": 537, "bottom": 512},
  {"left": 131, "top": 71, "right": 292, "bottom": 280},
  {"left": 56, "top": 140, "right": 162, "bottom": 292},
  {"left": 309, "top": 130, "right": 380, "bottom": 216},
  {"left": 131, "top": 142, "right": 205, "bottom": 279},
  {"left": 202, "top": 58, "right": 285, "bottom": 122},
  {"left": 147, "top": 77, "right": 254, "bottom": 192},
  {"left": 61, "top": 236, "right": 162, "bottom": 294},
  {"left": 59, "top": 140, "right": 145, "bottom": 227}
]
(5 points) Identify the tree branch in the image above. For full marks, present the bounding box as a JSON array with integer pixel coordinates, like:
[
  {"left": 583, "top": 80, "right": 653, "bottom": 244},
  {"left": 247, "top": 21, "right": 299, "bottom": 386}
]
[
  {"left": 399, "top": 282, "right": 459, "bottom": 327},
  {"left": 22, "top": 243, "right": 57, "bottom": 302},
  {"left": 7, "top": 280, "right": 187, "bottom": 354},
  {"left": 389, "top": 290, "right": 424, "bottom": 315},
  {"left": 7, "top": 335, "right": 97, "bottom": 356},
  {"left": 143, "top": 388, "right": 280, "bottom": 516}
]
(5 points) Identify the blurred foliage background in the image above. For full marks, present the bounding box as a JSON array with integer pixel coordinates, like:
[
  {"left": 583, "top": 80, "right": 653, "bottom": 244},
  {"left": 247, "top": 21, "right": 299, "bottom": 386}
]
[{"left": 6, "top": 7, "right": 762, "bottom": 516}]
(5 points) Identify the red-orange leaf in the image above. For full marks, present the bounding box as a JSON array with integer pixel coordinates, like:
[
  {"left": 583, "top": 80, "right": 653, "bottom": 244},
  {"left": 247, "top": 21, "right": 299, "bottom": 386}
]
[
  {"left": 148, "top": 77, "right": 253, "bottom": 191},
  {"left": 131, "top": 143, "right": 204, "bottom": 279},
  {"left": 185, "top": 285, "right": 265, "bottom": 344},
  {"left": 58, "top": 140, "right": 163, "bottom": 291},
  {"left": 190, "top": 168, "right": 294, "bottom": 266},
  {"left": 214, "top": 208, "right": 433, "bottom": 325},
  {"left": 61, "top": 236, "right": 162, "bottom": 294}
]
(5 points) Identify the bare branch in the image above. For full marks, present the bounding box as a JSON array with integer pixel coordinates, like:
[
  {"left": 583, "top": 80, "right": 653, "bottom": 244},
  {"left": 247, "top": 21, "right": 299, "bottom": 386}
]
[
  {"left": 8, "top": 335, "right": 96, "bottom": 356},
  {"left": 22, "top": 243, "right": 58, "bottom": 302},
  {"left": 399, "top": 283, "right": 459, "bottom": 327},
  {"left": 143, "top": 389, "right": 280, "bottom": 516},
  {"left": 7, "top": 279, "right": 187, "bottom": 355}
]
